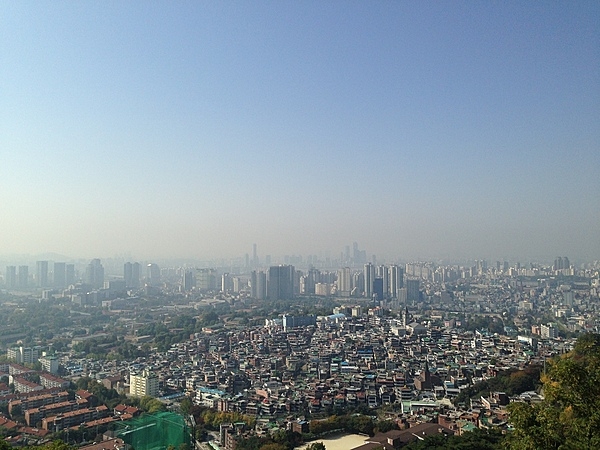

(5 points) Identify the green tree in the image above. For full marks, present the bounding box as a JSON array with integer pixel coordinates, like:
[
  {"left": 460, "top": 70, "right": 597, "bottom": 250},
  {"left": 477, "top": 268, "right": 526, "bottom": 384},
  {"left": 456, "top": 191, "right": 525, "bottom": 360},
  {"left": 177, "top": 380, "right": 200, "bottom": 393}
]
[
  {"left": 506, "top": 333, "right": 600, "bottom": 450},
  {"left": 258, "top": 444, "right": 287, "bottom": 450},
  {"left": 306, "top": 443, "right": 326, "bottom": 450},
  {"left": 180, "top": 396, "right": 193, "bottom": 416}
]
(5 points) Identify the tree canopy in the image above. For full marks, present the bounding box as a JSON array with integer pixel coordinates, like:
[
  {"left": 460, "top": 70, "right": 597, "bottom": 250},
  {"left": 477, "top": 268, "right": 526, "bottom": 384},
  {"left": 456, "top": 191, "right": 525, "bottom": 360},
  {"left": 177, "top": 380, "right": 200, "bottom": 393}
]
[{"left": 506, "top": 333, "right": 600, "bottom": 450}]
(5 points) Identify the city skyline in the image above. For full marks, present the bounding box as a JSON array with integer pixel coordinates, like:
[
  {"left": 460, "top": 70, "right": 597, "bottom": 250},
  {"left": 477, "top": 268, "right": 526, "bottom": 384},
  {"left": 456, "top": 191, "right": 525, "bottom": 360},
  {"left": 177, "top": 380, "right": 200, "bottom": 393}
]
[{"left": 1, "top": 2, "right": 598, "bottom": 262}]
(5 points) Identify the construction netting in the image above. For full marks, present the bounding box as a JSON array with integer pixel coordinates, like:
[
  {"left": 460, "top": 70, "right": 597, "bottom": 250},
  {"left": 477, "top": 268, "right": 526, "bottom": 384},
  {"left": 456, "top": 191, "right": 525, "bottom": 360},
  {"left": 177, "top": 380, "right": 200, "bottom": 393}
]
[{"left": 115, "top": 411, "right": 191, "bottom": 450}]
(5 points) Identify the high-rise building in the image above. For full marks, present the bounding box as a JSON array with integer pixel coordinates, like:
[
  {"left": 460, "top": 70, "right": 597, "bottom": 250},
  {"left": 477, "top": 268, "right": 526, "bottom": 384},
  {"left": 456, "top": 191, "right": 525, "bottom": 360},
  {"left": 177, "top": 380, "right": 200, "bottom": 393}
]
[
  {"left": 65, "top": 264, "right": 75, "bottom": 285},
  {"left": 377, "top": 265, "right": 389, "bottom": 298},
  {"left": 129, "top": 370, "right": 159, "bottom": 397},
  {"left": 300, "top": 268, "right": 319, "bottom": 295},
  {"left": 53, "top": 262, "right": 66, "bottom": 288},
  {"left": 221, "top": 273, "right": 231, "bottom": 292},
  {"left": 146, "top": 263, "right": 160, "bottom": 286},
  {"left": 39, "top": 356, "right": 60, "bottom": 374},
  {"left": 36, "top": 261, "right": 49, "bottom": 288},
  {"left": 18, "top": 265, "right": 29, "bottom": 288},
  {"left": 337, "top": 267, "right": 352, "bottom": 296},
  {"left": 85, "top": 259, "right": 105, "bottom": 289},
  {"left": 406, "top": 279, "right": 420, "bottom": 303},
  {"left": 124, "top": 262, "right": 141, "bottom": 288},
  {"left": 252, "top": 243, "right": 258, "bottom": 267},
  {"left": 364, "top": 263, "right": 374, "bottom": 298},
  {"left": 7, "top": 346, "right": 40, "bottom": 364},
  {"left": 196, "top": 268, "right": 217, "bottom": 291},
  {"left": 388, "top": 265, "right": 403, "bottom": 298},
  {"left": 251, "top": 270, "right": 267, "bottom": 299},
  {"left": 183, "top": 270, "right": 195, "bottom": 291},
  {"left": 5, "top": 266, "right": 17, "bottom": 289},
  {"left": 267, "top": 265, "right": 294, "bottom": 300},
  {"left": 373, "top": 277, "right": 384, "bottom": 301},
  {"left": 124, "top": 262, "right": 132, "bottom": 287}
]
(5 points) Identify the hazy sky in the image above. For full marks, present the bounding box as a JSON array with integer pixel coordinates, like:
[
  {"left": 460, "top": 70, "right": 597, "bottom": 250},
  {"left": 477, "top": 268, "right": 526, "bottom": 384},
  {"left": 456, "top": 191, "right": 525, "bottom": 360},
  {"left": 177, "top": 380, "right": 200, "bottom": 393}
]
[{"left": 1, "top": 1, "right": 599, "bottom": 263}]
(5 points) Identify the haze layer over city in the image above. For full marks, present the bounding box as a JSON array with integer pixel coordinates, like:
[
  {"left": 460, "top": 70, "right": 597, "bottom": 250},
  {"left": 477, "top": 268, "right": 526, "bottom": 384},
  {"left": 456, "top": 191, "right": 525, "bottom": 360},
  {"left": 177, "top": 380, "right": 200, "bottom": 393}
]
[{"left": 1, "top": 2, "right": 598, "bottom": 264}]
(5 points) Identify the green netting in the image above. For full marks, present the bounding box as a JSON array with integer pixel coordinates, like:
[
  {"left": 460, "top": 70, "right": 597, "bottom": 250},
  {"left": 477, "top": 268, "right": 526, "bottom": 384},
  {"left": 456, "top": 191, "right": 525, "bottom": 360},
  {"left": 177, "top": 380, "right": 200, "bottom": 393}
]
[{"left": 115, "top": 411, "right": 190, "bottom": 450}]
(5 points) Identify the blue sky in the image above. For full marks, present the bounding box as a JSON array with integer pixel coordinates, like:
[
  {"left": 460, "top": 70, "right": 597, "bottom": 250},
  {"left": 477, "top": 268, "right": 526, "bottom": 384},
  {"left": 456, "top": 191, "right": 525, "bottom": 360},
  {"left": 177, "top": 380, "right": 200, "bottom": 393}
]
[{"left": 1, "top": 1, "right": 598, "bottom": 262}]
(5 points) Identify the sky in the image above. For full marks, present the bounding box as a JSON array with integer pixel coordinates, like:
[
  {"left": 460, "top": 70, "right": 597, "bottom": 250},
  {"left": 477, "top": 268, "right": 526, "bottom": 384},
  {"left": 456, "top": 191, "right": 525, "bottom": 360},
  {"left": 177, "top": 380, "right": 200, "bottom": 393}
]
[{"left": 1, "top": 1, "right": 599, "bottom": 263}]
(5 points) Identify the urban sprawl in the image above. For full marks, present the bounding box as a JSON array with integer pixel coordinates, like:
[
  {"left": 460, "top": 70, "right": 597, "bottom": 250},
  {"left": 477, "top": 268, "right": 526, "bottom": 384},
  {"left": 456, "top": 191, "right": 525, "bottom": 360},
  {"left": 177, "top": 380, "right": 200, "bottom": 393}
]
[{"left": 1, "top": 246, "right": 599, "bottom": 450}]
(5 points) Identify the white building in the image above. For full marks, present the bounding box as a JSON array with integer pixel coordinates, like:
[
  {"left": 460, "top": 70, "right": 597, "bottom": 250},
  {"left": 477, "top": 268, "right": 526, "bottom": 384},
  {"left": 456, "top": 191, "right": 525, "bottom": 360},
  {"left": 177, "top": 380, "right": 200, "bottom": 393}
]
[
  {"left": 6, "top": 346, "right": 40, "bottom": 364},
  {"left": 129, "top": 369, "right": 159, "bottom": 398},
  {"left": 39, "top": 356, "right": 60, "bottom": 374}
]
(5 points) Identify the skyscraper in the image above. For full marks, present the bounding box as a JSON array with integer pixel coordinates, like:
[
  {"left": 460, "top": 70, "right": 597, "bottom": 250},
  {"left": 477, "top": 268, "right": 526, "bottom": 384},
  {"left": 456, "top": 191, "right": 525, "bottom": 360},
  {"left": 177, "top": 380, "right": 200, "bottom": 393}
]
[
  {"left": 389, "top": 265, "right": 398, "bottom": 298},
  {"left": 183, "top": 270, "right": 195, "bottom": 291},
  {"left": 267, "top": 265, "right": 294, "bottom": 300},
  {"left": 221, "top": 273, "right": 231, "bottom": 292},
  {"left": 53, "top": 262, "right": 66, "bottom": 288},
  {"left": 146, "top": 263, "right": 160, "bottom": 286},
  {"left": 337, "top": 267, "right": 352, "bottom": 297},
  {"left": 196, "top": 268, "right": 217, "bottom": 291},
  {"left": 252, "top": 243, "right": 258, "bottom": 267},
  {"left": 407, "top": 279, "right": 420, "bottom": 303},
  {"left": 5, "top": 266, "right": 16, "bottom": 289},
  {"left": 364, "top": 263, "right": 374, "bottom": 298},
  {"left": 65, "top": 264, "right": 75, "bottom": 285},
  {"left": 378, "top": 265, "right": 389, "bottom": 298},
  {"left": 254, "top": 270, "right": 267, "bottom": 299},
  {"left": 36, "top": 261, "right": 48, "bottom": 288},
  {"left": 124, "top": 262, "right": 141, "bottom": 288},
  {"left": 85, "top": 259, "right": 104, "bottom": 289},
  {"left": 18, "top": 265, "right": 29, "bottom": 288}
]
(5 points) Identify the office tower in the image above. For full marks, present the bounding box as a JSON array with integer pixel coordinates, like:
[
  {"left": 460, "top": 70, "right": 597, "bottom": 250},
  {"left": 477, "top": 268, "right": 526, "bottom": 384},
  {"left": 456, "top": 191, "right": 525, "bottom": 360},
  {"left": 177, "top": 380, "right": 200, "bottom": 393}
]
[
  {"left": 146, "top": 263, "right": 160, "bottom": 286},
  {"left": 267, "top": 265, "right": 294, "bottom": 300},
  {"left": 373, "top": 277, "right": 384, "bottom": 301},
  {"left": 36, "top": 261, "right": 49, "bottom": 288},
  {"left": 255, "top": 270, "right": 267, "bottom": 299},
  {"left": 124, "top": 262, "right": 132, "bottom": 287},
  {"left": 18, "top": 265, "right": 29, "bottom": 288},
  {"left": 132, "top": 262, "right": 141, "bottom": 288},
  {"left": 337, "top": 267, "right": 352, "bottom": 296},
  {"left": 253, "top": 243, "right": 258, "bottom": 267},
  {"left": 65, "top": 264, "right": 75, "bottom": 285},
  {"left": 406, "top": 279, "right": 420, "bottom": 303},
  {"left": 85, "top": 259, "right": 105, "bottom": 289},
  {"left": 364, "top": 263, "right": 374, "bottom": 298},
  {"left": 5, "top": 266, "right": 17, "bottom": 289},
  {"left": 250, "top": 271, "right": 257, "bottom": 297},
  {"left": 183, "top": 270, "right": 195, "bottom": 291},
  {"left": 53, "top": 262, "right": 66, "bottom": 288}
]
